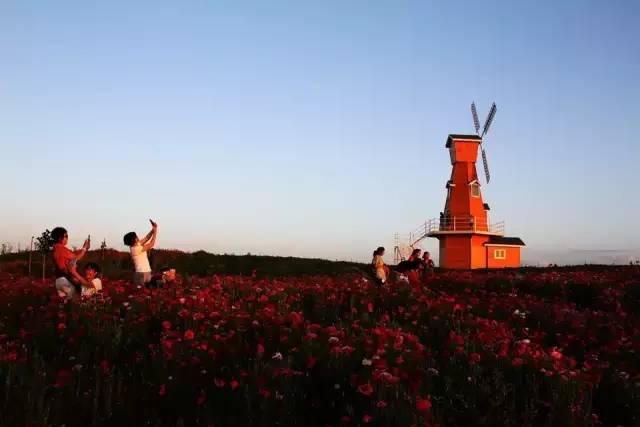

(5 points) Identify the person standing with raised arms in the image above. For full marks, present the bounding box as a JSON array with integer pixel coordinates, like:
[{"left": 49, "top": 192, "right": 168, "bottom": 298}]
[{"left": 123, "top": 219, "right": 158, "bottom": 285}]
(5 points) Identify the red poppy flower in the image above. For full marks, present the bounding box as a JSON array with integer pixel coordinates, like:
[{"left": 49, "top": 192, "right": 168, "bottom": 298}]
[
  {"left": 416, "top": 397, "right": 432, "bottom": 412},
  {"left": 357, "top": 383, "right": 374, "bottom": 396},
  {"left": 290, "top": 311, "right": 303, "bottom": 327},
  {"left": 306, "top": 356, "right": 317, "bottom": 369},
  {"left": 393, "top": 335, "right": 405, "bottom": 350},
  {"left": 550, "top": 349, "right": 563, "bottom": 360},
  {"left": 259, "top": 388, "right": 271, "bottom": 398},
  {"left": 196, "top": 393, "right": 206, "bottom": 405},
  {"left": 53, "top": 369, "right": 71, "bottom": 388}
]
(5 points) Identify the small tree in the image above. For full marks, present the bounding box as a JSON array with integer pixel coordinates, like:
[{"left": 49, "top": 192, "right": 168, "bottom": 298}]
[{"left": 35, "top": 229, "right": 53, "bottom": 281}]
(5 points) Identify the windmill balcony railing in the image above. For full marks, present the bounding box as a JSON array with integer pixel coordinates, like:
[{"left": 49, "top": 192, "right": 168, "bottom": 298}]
[{"left": 406, "top": 216, "right": 505, "bottom": 245}]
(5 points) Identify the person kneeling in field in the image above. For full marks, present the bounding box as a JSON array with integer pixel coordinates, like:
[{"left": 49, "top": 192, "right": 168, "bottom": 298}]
[
  {"left": 51, "top": 227, "right": 94, "bottom": 299},
  {"left": 81, "top": 262, "right": 103, "bottom": 297},
  {"left": 123, "top": 219, "right": 158, "bottom": 285}
]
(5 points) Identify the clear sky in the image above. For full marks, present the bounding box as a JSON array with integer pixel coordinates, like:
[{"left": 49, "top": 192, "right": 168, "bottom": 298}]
[{"left": 1, "top": 1, "right": 639, "bottom": 263}]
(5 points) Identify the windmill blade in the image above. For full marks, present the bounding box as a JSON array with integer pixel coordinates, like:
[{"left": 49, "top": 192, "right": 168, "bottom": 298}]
[
  {"left": 481, "top": 102, "right": 497, "bottom": 137},
  {"left": 481, "top": 148, "right": 491, "bottom": 183},
  {"left": 471, "top": 102, "right": 480, "bottom": 135}
]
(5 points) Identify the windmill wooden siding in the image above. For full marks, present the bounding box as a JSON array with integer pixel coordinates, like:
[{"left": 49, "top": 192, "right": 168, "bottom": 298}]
[
  {"left": 486, "top": 246, "right": 521, "bottom": 268},
  {"left": 428, "top": 135, "right": 525, "bottom": 269}
]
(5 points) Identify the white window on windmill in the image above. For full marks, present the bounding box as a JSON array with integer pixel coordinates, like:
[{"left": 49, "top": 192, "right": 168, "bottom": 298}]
[
  {"left": 446, "top": 180, "right": 455, "bottom": 201},
  {"left": 470, "top": 181, "right": 480, "bottom": 197},
  {"left": 494, "top": 249, "right": 506, "bottom": 259}
]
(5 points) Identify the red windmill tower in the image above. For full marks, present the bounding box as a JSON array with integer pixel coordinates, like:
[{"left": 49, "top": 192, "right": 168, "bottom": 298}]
[{"left": 394, "top": 103, "right": 524, "bottom": 269}]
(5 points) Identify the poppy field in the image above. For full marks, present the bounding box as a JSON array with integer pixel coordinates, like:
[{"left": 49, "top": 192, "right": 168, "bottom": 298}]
[{"left": 0, "top": 268, "right": 639, "bottom": 426}]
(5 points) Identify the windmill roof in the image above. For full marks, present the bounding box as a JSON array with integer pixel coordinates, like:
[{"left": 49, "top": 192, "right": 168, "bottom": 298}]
[
  {"left": 446, "top": 134, "right": 482, "bottom": 147},
  {"left": 485, "top": 236, "right": 526, "bottom": 246}
]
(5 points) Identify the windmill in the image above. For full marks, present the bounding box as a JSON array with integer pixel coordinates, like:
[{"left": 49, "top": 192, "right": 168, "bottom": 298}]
[{"left": 470, "top": 102, "right": 497, "bottom": 183}]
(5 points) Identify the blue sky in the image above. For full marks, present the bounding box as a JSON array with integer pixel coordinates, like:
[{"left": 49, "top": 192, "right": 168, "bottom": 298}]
[{"left": 1, "top": 1, "right": 639, "bottom": 262}]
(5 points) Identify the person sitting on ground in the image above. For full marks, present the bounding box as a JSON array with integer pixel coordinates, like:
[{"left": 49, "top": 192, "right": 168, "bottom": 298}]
[
  {"left": 123, "top": 219, "right": 158, "bottom": 285},
  {"left": 372, "top": 247, "right": 388, "bottom": 286},
  {"left": 82, "top": 262, "right": 103, "bottom": 297},
  {"left": 51, "top": 227, "right": 94, "bottom": 299}
]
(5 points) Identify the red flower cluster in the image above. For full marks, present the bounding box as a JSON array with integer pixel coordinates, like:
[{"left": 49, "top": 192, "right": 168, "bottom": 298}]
[{"left": 0, "top": 267, "right": 638, "bottom": 426}]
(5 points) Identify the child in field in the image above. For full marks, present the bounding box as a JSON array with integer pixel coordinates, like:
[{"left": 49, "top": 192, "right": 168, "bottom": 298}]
[
  {"left": 123, "top": 219, "right": 158, "bottom": 285},
  {"left": 148, "top": 266, "right": 176, "bottom": 288},
  {"left": 82, "top": 262, "right": 103, "bottom": 297}
]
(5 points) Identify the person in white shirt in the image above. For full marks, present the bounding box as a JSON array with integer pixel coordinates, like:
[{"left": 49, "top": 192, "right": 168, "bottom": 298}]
[
  {"left": 82, "top": 262, "right": 103, "bottom": 297},
  {"left": 123, "top": 219, "right": 158, "bottom": 285}
]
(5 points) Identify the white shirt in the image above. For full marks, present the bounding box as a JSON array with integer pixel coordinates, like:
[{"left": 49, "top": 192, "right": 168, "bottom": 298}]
[
  {"left": 82, "top": 278, "right": 103, "bottom": 297},
  {"left": 130, "top": 244, "right": 151, "bottom": 273}
]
